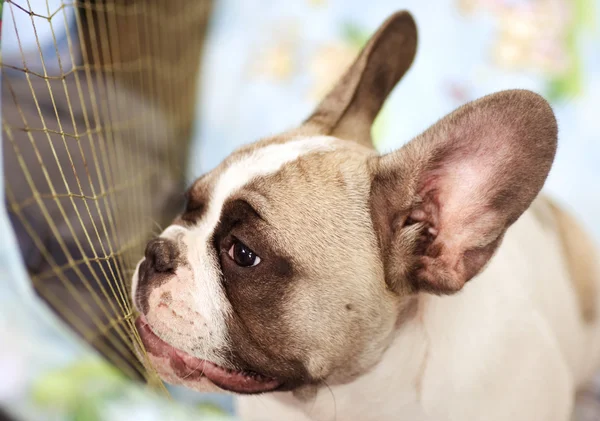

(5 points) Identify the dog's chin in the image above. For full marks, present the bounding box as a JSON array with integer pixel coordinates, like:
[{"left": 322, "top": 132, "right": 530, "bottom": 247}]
[{"left": 134, "top": 316, "right": 283, "bottom": 395}]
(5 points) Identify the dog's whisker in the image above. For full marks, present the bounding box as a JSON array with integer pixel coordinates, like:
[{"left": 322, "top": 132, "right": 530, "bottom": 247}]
[
  {"left": 322, "top": 380, "right": 337, "bottom": 421},
  {"left": 150, "top": 219, "right": 164, "bottom": 234}
]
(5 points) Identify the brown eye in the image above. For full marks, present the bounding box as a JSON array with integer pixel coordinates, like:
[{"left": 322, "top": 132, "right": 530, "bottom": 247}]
[{"left": 228, "top": 240, "right": 261, "bottom": 267}]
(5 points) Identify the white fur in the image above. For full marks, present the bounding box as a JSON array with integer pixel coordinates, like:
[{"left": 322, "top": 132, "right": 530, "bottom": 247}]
[
  {"left": 132, "top": 137, "right": 337, "bottom": 360},
  {"left": 237, "top": 207, "right": 600, "bottom": 421}
]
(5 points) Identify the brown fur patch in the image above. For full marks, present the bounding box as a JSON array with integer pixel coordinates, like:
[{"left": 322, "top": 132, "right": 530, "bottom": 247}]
[
  {"left": 211, "top": 198, "right": 309, "bottom": 383},
  {"left": 536, "top": 197, "right": 599, "bottom": 323}
]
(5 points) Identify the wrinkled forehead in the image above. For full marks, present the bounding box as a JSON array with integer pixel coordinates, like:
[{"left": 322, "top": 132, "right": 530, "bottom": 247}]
[{"left": 185, "top": 136, "right": 344, "bottom": 229}]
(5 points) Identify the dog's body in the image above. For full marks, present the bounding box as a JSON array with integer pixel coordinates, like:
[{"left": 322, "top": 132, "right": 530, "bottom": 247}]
[
  {"left": 238, "top": 196, "right": 600, "bottom": 421},
  {"left": 130, "top": 11, "right": 600, "bottom": 421}
]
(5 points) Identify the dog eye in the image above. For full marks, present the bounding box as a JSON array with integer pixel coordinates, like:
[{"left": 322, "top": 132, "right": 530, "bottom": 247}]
[{"left": 228, "top": 240, "right": 261, "bottom": 267}]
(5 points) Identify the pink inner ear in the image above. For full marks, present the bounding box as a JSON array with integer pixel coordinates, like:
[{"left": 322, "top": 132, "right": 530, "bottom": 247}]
[
  {"left": 410, "top": 132, "right": 515, "bottom": 293},
  {"left": 424, "top": 138, "right": 511, "bottom": 239}
]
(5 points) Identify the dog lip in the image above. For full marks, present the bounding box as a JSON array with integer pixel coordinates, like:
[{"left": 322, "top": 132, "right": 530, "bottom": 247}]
[{"left": 134, "top": 315, "right": 282, "bottom": 394}]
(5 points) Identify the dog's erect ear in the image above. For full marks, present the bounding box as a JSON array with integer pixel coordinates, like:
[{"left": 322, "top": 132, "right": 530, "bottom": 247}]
[
  {"left": 301, "top": 11, "right": 417, "bottom": 148},
  {"left": 369, "top": 90, "right": 558, "bottom": 295}
]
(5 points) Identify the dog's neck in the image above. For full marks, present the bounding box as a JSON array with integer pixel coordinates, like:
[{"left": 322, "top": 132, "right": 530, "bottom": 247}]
[{"left": 276, "top": 297, "right": 431, "bottom": 421}]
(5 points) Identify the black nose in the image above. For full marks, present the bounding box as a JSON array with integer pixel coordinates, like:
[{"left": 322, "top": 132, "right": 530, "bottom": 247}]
[{"left": 144, "top": 238, "right": 178, "bottom": 273}]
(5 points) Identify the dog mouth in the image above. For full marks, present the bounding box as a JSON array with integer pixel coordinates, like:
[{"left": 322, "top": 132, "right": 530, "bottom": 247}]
[{"left": 134, "top": 316, "right": 282, "bottom": 394}]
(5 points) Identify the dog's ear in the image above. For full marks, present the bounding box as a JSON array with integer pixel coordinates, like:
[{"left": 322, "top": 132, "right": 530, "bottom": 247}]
[
  {"left": 369, "top": 90, "right": 557, "bottom": 294},
  {"left": 301, "top": 11, "right": 417, "bottom": 148}
]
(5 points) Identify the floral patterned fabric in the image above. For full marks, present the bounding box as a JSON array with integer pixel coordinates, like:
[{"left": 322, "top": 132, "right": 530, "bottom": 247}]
[{"left": 2, "top": 0, "right": 600, "bottom": 420}]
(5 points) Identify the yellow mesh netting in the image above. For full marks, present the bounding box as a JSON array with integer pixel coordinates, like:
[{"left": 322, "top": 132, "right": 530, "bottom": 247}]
[{"left": 2, "top": 0, "right": 212, "bottom": 392}]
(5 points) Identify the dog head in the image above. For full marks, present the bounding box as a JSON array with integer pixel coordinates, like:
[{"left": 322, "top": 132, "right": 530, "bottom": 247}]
[{"left": 131, "top": 11, "right": 557, "bottom": 395}]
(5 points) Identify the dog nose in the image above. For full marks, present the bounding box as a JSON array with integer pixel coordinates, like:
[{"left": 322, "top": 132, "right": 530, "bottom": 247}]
[{"left": 144, "top": 238, "right": 178, "bottom": 273}]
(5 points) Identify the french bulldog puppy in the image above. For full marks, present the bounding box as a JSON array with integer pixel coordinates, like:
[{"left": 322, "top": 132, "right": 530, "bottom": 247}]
[{"left": 131, "top": 11, "right": 600, "bottom": 421}]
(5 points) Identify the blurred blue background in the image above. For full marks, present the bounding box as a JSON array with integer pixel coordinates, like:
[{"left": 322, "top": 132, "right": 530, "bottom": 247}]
[{"left": 195, "top": 0, "right": 600, "bottom": 239}]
